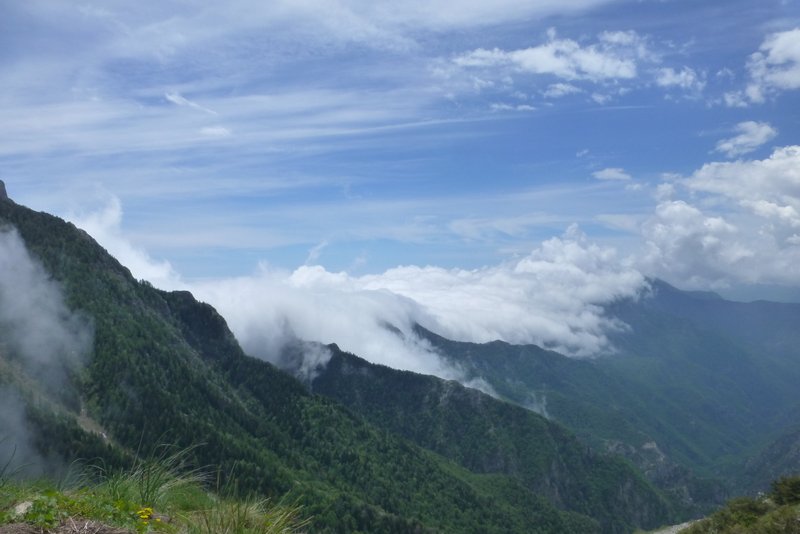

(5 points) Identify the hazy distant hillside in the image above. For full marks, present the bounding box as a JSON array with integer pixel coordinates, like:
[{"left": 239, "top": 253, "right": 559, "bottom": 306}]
[
  {"left": 414, "top": 281, "right": 800, "bottom": 512},
  {"left": 606, "top": 281, "right": 800, "bottom": 479},
  {"left": 634, "top": 280, "right": 800, "bottom": 359},
  {"left": 0, "top": 195, "right": 675, "bottom": 532},
  {"left": 743, "top": 423, "right": 800, "bottom": 492}
]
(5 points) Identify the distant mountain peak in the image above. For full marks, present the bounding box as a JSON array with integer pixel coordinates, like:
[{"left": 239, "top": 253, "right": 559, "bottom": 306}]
[
  {"left": 0, "top": 179, "right": 8, "bottom": 201},
  {"left": 648, "top": 278, "right": 723, "bottom": 301}
]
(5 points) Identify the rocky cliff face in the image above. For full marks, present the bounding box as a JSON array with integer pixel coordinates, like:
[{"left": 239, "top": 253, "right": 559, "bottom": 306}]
[{"left": 0, "top": 180, "right": 8, "bottom": 201}]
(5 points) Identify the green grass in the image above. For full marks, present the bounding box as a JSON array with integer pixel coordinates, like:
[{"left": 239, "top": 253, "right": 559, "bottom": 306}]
[
  {"left": 682, "top": 475, "right": 800, "bottom": 534},
  {"left": 0, "top": 441, "right": 19, "bottom": 489},
  {"left": 0, "top": 450, "right": 309, "bottom": 533}
]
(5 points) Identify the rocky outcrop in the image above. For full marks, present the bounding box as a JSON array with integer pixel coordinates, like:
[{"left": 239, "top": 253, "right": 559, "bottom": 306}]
[{"left": 0, "top": 180, "right": 7, "bottom": 201}]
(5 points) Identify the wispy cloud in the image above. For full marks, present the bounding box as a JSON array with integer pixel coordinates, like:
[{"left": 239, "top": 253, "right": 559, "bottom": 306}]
[
  {"left": 452, "top": 29, "right": 648, "bottom": 82},
  {"left": 199, "top": 126, "right": 232, "bottom": 137},
  {"left": 305, "top": 240, "right": 329, "bottom": 264},
  {"left": 543, "top": 82, "right": 583, "bottom": 98},
  {"left": 0, "top": 229, "right": 92, "bottom": 381},
  {"left": 593, "top": 167, "right": 632, "bottom": 181},
  {"left": 165, "top": 92, "right": 218, "bottom": 115},
  {"left": 655, "top": 66, "right": 705, "bottom": 94},
  {"left": 714, "top": 121, "right": 777, "bottom": 157},
  {"left": 70, "top": 198, "right": 182, "bottom": 288},
  {"left": 0, "top": 227, "right": 93, "bottom": 475}
]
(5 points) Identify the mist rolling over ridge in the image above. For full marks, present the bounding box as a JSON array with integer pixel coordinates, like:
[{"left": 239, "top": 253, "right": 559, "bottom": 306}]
[
  {"left": 71, "top": 200, "right": 650, "bottom": 384},
  {"left": 0, "top": 227, "right": 93, "bottom": 475}
]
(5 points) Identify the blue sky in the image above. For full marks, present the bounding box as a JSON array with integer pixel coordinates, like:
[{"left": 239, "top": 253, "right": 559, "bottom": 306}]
[{"left": 2, "top": 1, "right": 800, "bottom": 312}]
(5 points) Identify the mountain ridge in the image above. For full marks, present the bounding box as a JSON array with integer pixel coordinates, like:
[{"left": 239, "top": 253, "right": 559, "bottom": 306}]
[{"left": 0, "top": 194, "right": 675, "bottom": 532}]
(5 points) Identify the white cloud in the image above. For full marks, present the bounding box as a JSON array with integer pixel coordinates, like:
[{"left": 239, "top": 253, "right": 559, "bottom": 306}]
[
  {"left": 444, "top": 28, "right": 709, "bottom": 104},
  {"left": 686, "top": 145, "right": 800, "bottom": 220},
  {"left": 722, "top": 91, "right": 748, "bottom": 108},
  {"left": 453, "top": 30, "right": 650, "bottom": 83},
  {"left": 639, "top": 200, "right": 751, "bottom": 288},
  {"left": 191, "top": 225, "right": 644, "bottom": 370},
  {"left": 655, "top": 182, "right": 675, "bottom": 201},
  {"left": 544, "top": 82, "right": 582, "bottom": 98},
  {"left": 713, "top": 121, "right": 777, "bottom": 157},
  {"left": 639, "top": 146, "right": 800, "bottom": 288},
  {"left": 0, "top": 228, "right": 93, "bottom": 390},
  {"left": 489, "top": 102, "right": 536, "bottom": 112},
  {"left": 741, "top": 199, "right": 800, "bottom": 227},
  {"left": 70, "top": 197, "right": 182, "bottom": 289},
  {"left": 593, "top": 167, "right": 632, "bottom": 181},
  {"left": 655, "top": 66, "right": 705, "bottom": 92},
  {"left": 740, "top": 27, "right": 800, "bottom": 104}
]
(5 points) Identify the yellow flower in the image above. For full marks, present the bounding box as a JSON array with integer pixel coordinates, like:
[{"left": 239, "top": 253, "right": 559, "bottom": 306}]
[{"left": 137, "top": 507, "right": 154, "bottom": 520}]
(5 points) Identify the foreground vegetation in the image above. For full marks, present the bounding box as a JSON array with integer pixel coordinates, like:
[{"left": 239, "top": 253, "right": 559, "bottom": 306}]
[
  {"left": 683, "top": 475, "right": 800, "bottom": 533},
  {"left": 0, "top": 448, "right": 308, "bottom": 533}
]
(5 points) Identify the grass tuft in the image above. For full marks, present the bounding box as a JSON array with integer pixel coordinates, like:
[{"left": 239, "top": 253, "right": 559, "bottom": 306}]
[
  {"left": 0, "top": 445, "right": 310, "bottom": 533},
  {"left": 185, "top": 497, "right": 309, "bottom": 534}
]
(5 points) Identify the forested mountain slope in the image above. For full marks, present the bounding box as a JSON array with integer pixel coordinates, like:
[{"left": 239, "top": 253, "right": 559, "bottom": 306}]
[
  {"left": 0, "top": 195, "right": 673, "bottom": 532},
  {"left": 309, "top": 347, "right": 672, "bottom": 532}
]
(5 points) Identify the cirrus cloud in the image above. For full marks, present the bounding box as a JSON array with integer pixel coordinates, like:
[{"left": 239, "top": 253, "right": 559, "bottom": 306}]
[
  {"left": 713, "top": 121, "right": 777, "bottom": 158},
  {"left": 593, "top": 167, "right": 632, "bottom": 181}
]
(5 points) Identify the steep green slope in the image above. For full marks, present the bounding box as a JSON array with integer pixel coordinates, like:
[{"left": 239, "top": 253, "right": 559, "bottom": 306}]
[
  {"left": 0, "top": 196, "right": 666, "bottom": 532},
  {"left": 413, "top": 325, "right": 653, "bottom": 449},
  {"left": 309, "top": 347, "right": 673, "bottom": 533}
]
